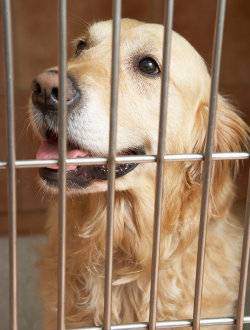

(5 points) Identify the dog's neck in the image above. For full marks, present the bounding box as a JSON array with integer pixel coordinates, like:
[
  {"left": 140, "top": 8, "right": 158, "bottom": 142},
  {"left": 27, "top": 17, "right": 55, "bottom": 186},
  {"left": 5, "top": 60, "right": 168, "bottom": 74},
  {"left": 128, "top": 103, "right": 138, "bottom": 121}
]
[
  {"left": 67, "top": 186, "right": 156, "bottom": 271},
  {"left": 52, "top": 160, "right": 234, "bottom": 279},
  {"left": 64, "top": 167, "right": 201, "bottom": 279}
]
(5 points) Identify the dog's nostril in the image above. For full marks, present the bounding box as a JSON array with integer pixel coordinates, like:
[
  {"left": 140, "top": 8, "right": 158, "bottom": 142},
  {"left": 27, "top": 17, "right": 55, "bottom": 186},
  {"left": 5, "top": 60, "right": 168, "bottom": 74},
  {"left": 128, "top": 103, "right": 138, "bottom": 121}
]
[
  {"left": 32, "top": 73, "right": 81, "bottom": 112},
  {"left": 32, "top": 81, "right": 42, "bottom": 96},
  {"left": 51, "top": 87, "right": 59, "bottom": 101}
]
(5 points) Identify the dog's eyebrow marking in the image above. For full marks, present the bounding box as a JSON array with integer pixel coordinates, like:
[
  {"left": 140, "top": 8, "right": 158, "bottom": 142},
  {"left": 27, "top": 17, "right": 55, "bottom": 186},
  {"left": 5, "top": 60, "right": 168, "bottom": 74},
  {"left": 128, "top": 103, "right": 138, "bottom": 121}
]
[
  {"left": 72, "top": 31, "right": 94, "bottom": 57},
  {"left": 73, "top": 26, "right": 92, "bottom": 47}
]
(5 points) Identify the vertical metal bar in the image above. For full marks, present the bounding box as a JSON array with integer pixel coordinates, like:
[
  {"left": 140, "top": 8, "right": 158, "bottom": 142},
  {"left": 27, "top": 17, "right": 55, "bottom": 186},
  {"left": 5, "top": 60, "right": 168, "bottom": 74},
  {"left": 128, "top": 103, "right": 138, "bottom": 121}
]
[
  {"left": 148, "top": 2, "right": 174, "bottom": 330},
  {"left": 192, "top": 1, "right": 227, "bottom": 329},
  {"left": 236, "top": 168, "right": 250, "bottom": 330},
  {"left": 2, "top": 0, "right": 18, "bottom": 329},
  {"left": 104, "top": 1, "right": 121, "bottom": 330},
  {"left": 57, "top": 0, "right": 67, "bottom": 329}
]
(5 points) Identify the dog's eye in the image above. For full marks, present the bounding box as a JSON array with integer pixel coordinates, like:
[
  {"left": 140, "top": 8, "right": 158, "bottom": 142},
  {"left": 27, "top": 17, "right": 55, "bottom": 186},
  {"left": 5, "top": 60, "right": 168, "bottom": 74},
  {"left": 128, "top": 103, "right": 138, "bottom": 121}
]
[
  {"left": 75, "top": 40, "right": 87, "bottom": 56},
  {"left": 138, "top": 57, "right": 160, "bottom": 76}
]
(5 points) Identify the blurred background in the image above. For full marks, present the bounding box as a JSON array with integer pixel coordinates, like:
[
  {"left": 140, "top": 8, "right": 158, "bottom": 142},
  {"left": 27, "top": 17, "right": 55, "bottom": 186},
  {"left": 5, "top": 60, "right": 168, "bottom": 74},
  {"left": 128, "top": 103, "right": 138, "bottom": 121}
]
[{"left": 0, "top": 0, "right": 249, "bottom": 329}]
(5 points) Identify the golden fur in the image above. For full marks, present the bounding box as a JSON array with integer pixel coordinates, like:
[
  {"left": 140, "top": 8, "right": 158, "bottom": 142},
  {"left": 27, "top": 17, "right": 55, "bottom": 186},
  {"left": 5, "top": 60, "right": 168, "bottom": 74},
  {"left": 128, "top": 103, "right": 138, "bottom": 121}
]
[{"left": 31, "top": 19, "right": 249, "bottom": 329}]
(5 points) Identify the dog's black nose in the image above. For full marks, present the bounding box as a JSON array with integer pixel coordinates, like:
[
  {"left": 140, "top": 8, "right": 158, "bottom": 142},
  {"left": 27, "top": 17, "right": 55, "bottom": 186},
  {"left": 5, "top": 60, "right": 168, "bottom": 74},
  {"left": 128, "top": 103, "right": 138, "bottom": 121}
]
[{"left": 31, "top": 70, "right": 80, "bottom": 113}]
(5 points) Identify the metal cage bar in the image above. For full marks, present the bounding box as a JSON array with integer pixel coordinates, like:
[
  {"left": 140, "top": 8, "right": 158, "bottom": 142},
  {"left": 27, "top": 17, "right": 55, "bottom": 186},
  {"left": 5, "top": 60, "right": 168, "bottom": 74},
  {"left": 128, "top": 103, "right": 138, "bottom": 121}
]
[
  {"left": 236, "top": 167, "right": 250, "bottom": 329},
  {"left": 57, "top": 0, "right": 67, "bottom": 329},
  {"left": 104, "top": 1, "right": 122, "bottom": 330},
  {"left": 0, "top": 152, "right": 249, "bottom": 170},
  {"left": 192, "top": 1, "right": 227, "bottom": 329},
  {"left": 67, "top": 316, "right": 250, "bottom": 330},
  {"left": 149, "top": 2, "right": 174, "bottom": 330},
  {"left": 2, "top": 0, "right": 18, "bottom": 329}
]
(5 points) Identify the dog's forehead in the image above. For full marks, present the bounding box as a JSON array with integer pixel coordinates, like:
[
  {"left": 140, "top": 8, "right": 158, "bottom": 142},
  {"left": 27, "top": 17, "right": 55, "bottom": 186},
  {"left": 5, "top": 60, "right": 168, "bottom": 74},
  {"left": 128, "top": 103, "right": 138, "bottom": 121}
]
[
  {"left": 86, "top": 19, "right": 164, "bottom": 58},
  {"left": 88, "top": 19, "right": 158, "bottom": 45},
  {"left": 86, "top": 19, "right": 205, "bottom": 63}
]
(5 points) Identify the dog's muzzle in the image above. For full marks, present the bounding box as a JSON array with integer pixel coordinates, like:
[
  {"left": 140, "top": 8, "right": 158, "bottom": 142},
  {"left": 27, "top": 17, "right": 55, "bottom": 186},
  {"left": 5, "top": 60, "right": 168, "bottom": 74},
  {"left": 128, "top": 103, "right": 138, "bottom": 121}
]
[
  {"left": 31, "top": 70, "right": 145, "bottom": 190},
  {"left": 37, "top": 130, "right": 145, "bottom": 189},
  {"left": 39, "top": 148, "right": 144, "bottom": 189}
]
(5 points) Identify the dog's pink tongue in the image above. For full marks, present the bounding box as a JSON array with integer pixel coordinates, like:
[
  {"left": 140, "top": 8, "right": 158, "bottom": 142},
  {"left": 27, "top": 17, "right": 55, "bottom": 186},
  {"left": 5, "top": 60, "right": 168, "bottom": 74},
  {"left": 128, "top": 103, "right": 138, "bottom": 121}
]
[{"left": 36, "top": 141, "right": 88, "bottom": 170}]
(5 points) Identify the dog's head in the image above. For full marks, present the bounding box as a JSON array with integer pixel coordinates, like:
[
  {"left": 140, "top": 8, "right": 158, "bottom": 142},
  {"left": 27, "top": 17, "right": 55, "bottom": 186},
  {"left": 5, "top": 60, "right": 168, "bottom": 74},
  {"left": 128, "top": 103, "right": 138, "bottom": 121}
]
[{"left": 30, "top": 19, "right": 248, "bottom": 200}]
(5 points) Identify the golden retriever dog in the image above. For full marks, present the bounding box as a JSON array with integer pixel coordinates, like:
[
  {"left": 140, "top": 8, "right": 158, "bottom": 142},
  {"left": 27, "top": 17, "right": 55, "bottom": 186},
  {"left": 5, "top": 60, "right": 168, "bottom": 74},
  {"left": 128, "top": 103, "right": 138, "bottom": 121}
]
[{"left": 30, "top": 19, "right": 249, "bottom": 329}]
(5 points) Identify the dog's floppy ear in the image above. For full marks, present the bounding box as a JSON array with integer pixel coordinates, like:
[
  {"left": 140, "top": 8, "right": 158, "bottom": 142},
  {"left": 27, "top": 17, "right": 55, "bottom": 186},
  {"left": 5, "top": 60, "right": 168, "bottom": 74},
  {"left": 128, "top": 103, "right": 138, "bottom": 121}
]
[
  {"left": 214, "top": 96, "right": 249, "bottom": 157},
  {"left": 187, "top": 95, "right": 249, "bottom": 218}
]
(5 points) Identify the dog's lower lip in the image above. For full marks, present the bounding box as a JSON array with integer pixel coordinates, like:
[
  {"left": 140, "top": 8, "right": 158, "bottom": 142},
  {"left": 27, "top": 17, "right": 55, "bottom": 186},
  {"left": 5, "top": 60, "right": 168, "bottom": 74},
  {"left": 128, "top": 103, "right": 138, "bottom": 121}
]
[{"left": 39, "top": 147, "right": 145, "bottom": 189}]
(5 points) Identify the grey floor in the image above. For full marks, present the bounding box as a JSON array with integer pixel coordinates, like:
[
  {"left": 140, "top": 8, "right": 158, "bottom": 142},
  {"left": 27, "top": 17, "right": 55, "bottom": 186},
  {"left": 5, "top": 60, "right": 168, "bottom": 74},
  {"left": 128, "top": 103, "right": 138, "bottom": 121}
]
[
  {"left": 0, "top": 235, "right": 249, "bottom": 330},
  {"left": 0, "top": 236, "right": 45, "bottom": 330}
]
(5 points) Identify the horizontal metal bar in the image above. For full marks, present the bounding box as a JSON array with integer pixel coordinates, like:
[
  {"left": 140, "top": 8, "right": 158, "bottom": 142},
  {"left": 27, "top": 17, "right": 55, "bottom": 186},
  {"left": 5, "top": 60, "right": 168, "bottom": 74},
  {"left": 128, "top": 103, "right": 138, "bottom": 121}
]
[
  {"left": 0, "top": 152, "right": 248, "bottom": 169},
  {"left": 68, "top": 316, "right": 250, "bottom": 330}
]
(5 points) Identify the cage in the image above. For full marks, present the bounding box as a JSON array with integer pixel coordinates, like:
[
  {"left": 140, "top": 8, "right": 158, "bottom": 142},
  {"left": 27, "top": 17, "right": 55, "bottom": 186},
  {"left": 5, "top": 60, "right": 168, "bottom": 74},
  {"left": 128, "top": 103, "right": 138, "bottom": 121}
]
[{"left": 0, "top": 0, "right": 249, "bottom": 329}]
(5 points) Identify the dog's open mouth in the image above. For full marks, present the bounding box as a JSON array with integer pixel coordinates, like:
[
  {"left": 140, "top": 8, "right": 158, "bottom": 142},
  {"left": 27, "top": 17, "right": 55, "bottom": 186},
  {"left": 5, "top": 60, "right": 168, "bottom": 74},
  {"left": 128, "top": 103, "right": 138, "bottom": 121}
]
[{"left": 37, "top": 130, "right": 145, "bottom": 189}]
